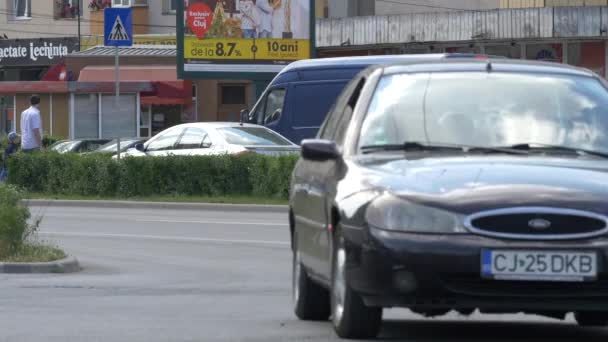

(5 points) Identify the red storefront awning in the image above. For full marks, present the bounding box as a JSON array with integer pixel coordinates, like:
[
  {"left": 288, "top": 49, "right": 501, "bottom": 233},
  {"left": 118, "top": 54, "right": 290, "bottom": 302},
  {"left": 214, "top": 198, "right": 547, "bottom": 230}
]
[
  {"left": 78, "top": 65, "right": 191, "bottom": 105},
  {"left": 0, "top": 81, "right": 68, "bottom": 94}
]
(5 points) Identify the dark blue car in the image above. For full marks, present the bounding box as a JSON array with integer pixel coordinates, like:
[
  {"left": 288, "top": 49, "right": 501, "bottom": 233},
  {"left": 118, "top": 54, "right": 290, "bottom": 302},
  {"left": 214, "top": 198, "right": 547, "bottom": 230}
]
[{"left": 245, "top": 53, "right": 502, "bottom": 145}]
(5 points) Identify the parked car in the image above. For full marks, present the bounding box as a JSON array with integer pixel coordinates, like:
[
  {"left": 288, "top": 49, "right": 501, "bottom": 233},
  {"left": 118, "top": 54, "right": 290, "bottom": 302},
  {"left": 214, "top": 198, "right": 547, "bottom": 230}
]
[
  {"left": 50, "top": 139, "right": 112, "bottom": 154},
  {"left": 120, "top": 122, "right": 299, "bottom": 158},
  {"left": 290, "top": 58, "right": 608, "bottom": 339},
  {"left": 244, "top": 53, "right": 506, "bottom": 145},
  {"left": 93, "top": 138, "right": 147, "bottom": 155}
]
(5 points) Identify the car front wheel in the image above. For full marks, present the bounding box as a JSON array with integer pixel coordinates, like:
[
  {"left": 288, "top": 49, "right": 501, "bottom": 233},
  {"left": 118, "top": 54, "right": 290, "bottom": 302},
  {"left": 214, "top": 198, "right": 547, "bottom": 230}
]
[
  {"left": 331, "top": 228, "right": 382, "bottom": 339},
  {"left": 292, "top": 231, "right": 330, "bottom": 321}
]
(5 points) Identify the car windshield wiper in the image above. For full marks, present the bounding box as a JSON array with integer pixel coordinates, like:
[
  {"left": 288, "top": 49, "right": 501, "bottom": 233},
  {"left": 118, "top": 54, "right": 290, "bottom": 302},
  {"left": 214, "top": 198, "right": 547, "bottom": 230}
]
[
  {"left": 360, "top": 142, "right": 528, "bottom": 155},
  {"left": 502, "top": 143, "right": 608, "bottom": 159}
]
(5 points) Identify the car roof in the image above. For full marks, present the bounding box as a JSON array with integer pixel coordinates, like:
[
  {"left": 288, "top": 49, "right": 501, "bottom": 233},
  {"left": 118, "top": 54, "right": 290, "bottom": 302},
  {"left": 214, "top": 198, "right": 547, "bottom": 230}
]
[
  {"left": 170, "top": 122, "right": 276, "bottom": 130},
  {"left": 381, "top": 58, "right": 597, "bottom": 77},
  {"left": 280, "top": 54, "right": 451, "bottom": 73},
  {"left": 279, "top": 53, "right": 506, "bottom": 74}
]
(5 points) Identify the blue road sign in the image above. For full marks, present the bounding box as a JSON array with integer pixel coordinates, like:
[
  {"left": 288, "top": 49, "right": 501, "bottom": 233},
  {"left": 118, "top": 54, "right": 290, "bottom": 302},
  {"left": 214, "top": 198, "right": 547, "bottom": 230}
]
[{"left": 104, "top": 8, "right": 133, "bottom": 47}]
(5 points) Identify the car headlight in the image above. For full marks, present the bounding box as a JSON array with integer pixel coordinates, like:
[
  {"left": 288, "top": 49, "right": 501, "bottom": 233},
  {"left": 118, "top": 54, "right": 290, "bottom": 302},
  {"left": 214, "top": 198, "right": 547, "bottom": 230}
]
[{"left": 365, "top": 194, "right": 467, "bottom": 233}]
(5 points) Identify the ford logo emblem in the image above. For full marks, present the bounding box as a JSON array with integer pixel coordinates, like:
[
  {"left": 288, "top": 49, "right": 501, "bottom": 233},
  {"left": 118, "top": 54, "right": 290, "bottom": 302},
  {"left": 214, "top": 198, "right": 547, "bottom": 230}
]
[{"left": 529, "top": 218, "right": 552, "bottom": 230}]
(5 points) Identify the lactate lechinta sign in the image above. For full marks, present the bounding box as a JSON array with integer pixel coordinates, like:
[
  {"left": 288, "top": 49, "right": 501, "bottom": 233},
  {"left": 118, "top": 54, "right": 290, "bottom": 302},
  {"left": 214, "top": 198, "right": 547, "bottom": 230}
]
[{"left": 0, "top": 38, "right": 79, "bottom": 66}]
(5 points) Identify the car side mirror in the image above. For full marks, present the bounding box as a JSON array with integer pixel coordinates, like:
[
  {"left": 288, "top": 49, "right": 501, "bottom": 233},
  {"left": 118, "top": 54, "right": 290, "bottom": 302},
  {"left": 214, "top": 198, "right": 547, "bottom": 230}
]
[
  {"left": 135, "top": 143, "right": 145, "bottom": 152},
  {"left": 301, "top": 139, "right": 341, "bottom": 162}
]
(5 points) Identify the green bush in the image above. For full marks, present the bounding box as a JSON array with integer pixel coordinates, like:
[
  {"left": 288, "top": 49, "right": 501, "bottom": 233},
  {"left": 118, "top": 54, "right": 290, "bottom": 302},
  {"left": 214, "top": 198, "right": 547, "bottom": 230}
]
[
  {"left": 1, "top": 135, "right": 62, "bottom": 148},
  {"left": 7, "top": 152, "right": 299, "bottom": 200},
  {"left": 0, "top": 184, "right": 32, "bottom": 255}
]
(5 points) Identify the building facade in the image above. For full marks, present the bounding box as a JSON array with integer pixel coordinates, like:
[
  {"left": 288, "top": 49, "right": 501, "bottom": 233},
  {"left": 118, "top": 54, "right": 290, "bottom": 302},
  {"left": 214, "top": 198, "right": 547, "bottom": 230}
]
[
  {"left": 317, "top": 4, "right": 608, "bottom": 79},
  {"left": 2, "top": 1, "right": 608, "bottom": 139},
  {"left": 315, "top": 0, "right": 608, "bottom": 18},
  {"left": 0, "top": 0, "right": 89, "bottom": 134}
]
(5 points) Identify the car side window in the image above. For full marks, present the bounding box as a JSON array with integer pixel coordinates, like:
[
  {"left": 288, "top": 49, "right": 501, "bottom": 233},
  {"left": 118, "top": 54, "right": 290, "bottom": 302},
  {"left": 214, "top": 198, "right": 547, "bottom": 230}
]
[
  {"left": 176, "top": 128, "right": 210, "bottom": 149},
  {"left": 334, "top": 78, "right": 366, "bottom": 145},
  {"left": 263, "top": 88, "right": 286, "bottom": 125},
  {"left": 202, "top": 134, "right": 212, "bottom": 148},
  {"left": 250, "top": 95, "right": 266, "bottom": 125},
  {"left": 146, "top": 127, "right": 183, "bottom": 152},
  {"left": 319, "top": 76, "right": 365, "bottom": 141}
]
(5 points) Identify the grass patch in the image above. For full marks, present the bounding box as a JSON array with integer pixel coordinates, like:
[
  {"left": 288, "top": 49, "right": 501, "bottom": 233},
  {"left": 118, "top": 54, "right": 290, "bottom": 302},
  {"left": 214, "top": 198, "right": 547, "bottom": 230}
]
[
  {"left": 0, "top": 243, "right": 66, "bottom": 263},
  {"left": 27, "top": 193, "right": 289, "bottom": 205}
]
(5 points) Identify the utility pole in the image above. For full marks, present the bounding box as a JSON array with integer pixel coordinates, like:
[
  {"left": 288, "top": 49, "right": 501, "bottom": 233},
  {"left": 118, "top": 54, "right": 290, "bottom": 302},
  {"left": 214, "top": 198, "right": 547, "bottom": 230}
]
[{"left": 77, "top": 1, "right": 81, "bottom": 51}]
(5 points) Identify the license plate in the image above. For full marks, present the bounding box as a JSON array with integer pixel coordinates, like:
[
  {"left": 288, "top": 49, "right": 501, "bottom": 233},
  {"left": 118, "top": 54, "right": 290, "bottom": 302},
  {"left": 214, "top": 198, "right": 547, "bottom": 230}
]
[{"left": 481, "top": 250, "right": 598, "bottom": 282}]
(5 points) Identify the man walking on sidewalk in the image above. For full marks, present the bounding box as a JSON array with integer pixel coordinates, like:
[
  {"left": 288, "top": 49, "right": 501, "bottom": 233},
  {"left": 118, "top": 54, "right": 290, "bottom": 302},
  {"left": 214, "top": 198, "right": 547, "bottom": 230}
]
[{"left": 21, "top": 95, "right": 43, "bottom": 153}]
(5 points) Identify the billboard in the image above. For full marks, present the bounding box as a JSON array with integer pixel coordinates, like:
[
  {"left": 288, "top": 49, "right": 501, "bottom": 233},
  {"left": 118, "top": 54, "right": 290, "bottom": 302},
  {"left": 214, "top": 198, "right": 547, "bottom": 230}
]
[{"left": 178, "top": 0, "right": 315, "bottom": 79}]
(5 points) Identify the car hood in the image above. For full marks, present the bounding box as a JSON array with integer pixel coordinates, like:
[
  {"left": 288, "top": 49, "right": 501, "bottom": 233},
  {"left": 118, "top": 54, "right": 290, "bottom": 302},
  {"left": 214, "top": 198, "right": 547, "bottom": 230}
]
[{"left": 352, "top": 155, "right": 608, "bottom": 215}]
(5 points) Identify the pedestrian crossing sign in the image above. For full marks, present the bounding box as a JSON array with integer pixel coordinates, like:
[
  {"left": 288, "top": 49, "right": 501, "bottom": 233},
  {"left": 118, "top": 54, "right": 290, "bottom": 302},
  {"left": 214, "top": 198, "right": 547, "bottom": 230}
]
[{"left": 104, "top": 8, "right": 133, "bottom": 47}]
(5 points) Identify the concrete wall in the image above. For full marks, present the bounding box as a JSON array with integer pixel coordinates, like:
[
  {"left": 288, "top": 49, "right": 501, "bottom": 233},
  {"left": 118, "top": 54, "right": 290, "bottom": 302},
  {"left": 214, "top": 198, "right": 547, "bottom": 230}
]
[
  {"left": 147, "top": 0, "right": 179, "bottom": 34},
  {"left": 194, "top": 80, "right": 256, "bottom": 122},
  {"left": 328, "top": 0, "right": 376, "bottom": 18},
  {"left": 0, "top": 0, "right": 90, "bottom": 39}
]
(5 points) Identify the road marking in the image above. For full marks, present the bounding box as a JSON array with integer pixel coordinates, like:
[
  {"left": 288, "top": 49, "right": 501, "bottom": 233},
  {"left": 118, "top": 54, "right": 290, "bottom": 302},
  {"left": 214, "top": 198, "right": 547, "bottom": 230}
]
[
  {"left": 38, "top": 214, "right": 286, "bottom": 227},
  {"left": 40, "top": 231, "right": 289, "bottom": 246},
  {"left": 133, "top": 219, "right": 286, "bottom": 226}
]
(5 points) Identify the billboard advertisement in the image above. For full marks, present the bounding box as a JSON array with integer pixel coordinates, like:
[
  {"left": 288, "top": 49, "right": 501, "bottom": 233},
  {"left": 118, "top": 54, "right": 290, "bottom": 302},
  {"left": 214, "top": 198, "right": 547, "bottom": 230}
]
[{"left": 179, "top": 0, "right": 315, "bottom": 79}]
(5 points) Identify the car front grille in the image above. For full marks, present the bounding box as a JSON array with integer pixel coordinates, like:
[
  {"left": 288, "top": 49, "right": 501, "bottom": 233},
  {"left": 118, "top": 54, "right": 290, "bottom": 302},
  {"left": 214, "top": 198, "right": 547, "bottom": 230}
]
[{"left": 465, "top": 208, "right": 608, "bottom": 240}]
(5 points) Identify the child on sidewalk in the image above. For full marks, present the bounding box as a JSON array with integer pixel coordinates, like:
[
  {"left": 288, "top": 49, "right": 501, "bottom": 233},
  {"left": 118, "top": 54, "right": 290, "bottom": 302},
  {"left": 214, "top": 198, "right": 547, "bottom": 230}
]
[{"left": 0, "top": 132, "right": 20, "bottom": 182}]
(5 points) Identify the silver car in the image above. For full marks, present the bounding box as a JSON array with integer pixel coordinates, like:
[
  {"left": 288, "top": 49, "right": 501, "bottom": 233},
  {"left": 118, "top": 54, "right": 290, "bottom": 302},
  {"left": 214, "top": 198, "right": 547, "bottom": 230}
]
[{"left": 119, "top": 122, "right": 300, "bottom": 158}]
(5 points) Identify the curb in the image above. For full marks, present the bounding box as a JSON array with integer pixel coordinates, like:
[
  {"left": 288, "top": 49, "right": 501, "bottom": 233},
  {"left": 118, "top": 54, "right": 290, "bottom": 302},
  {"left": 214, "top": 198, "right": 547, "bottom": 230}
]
[
  {"left": 0, "top": 256, "right": 80, "bottom": 274},
  {"left": 24, "top": 199, "right": 288, "bottom": 213}
]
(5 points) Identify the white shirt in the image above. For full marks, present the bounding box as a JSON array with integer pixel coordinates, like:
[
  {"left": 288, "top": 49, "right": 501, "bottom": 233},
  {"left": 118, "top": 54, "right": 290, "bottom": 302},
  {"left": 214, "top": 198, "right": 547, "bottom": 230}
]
[
  {"left": 291, "top": 1, "right": 310, "bottom": 39},
  {"left": 21, "top": 106, "right": 42, "bottom": 150},
  {"left": 240, "top": 3, "right": 257, "bottom": 30},
  {"left": 271, "top": 4, "right": 285, "bottom": 38}
]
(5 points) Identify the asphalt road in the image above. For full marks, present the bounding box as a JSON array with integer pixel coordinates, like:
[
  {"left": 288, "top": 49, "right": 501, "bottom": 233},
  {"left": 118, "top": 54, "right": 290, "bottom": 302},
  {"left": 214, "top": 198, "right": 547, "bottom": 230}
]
[{"left": 0, "top": 205, "right": 606, "bottom": 342}]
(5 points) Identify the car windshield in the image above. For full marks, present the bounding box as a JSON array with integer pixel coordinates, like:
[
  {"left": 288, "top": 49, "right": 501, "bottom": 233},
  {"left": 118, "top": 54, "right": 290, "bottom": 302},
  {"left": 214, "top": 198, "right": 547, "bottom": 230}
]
[
  {"left": 52, "top": 141, "right": 80, "bottom": 153},
  {"left": 96, "top": 139, "right": 139, "bottom": 152},
  {"left": 217, "top": 127, "right": 292, "bottom": 146},
  {"left": 360, "top": 72, "right": 608, "bottom": 155}
]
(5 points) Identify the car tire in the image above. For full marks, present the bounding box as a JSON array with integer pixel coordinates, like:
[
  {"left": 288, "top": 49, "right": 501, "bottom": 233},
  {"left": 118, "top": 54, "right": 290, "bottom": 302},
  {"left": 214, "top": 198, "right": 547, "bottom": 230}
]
[
  {"left": 292, "top": 231, "right": 330, "bottom": 321},
  {"left": 331, "top": 228, "right": 382, "bottom": 339},
  {"left": 575, "top": 312, "right": 608, "bottom": 327}
]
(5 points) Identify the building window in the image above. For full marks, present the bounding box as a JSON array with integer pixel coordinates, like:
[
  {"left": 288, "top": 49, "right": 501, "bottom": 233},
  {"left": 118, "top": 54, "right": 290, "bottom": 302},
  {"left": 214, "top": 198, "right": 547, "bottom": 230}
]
[
  {"left": 13, "top": 0, "right": 31, "bottom": 19},
  {"left": 485, "top": 44, "right": 522, "bottom": 59},
  {"left": 527, "top": 43, "right": 563, "bottom": 63},
  {"left": 55, "top": 0, "right": 82, "bottom": 19},
  {"left": 220, "top": 85, "right": 246, "bottom": 105},
  {"left": 112, "top": 0, "right": 147, "bottom": 7},
  {"left": 112, "top": 0, "right": 129, "bottom": 6},
  {"left": 163, "top": 0, "right": 178, "bottom": 13}
]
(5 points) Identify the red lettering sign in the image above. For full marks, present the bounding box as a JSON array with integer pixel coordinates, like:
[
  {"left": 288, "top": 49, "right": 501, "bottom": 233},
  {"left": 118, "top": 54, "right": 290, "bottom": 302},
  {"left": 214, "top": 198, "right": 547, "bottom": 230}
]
[{"left": 186, "top": 3, "right": 213, "bottom": 40}]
